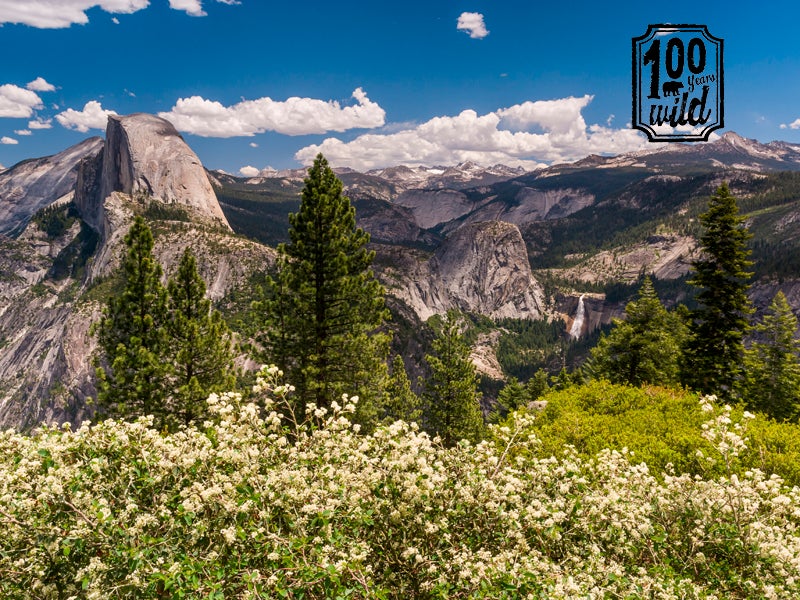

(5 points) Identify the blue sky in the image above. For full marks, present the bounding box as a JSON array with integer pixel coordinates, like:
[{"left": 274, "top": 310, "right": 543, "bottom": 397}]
[{"left": 1, "top": 0, "right": 799, "bottom": 174}]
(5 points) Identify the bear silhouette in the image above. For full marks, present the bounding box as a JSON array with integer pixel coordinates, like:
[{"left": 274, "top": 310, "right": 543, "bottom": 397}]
[{"left": 662, "top": 81, "right": 684, "bottom": 96}]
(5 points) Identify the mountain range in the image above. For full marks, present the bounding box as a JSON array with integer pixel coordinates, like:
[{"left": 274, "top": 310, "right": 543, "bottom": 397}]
[{"left": 3, "top": 117, "right": 800, "bottom": 429}]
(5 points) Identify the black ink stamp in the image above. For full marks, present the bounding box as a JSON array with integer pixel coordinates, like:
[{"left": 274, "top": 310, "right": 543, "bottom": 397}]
[{"left": 632, "top": 24, "right": 724, "bottom": 142}]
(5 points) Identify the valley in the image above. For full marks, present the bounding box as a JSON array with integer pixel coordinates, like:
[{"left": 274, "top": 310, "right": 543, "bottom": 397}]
[{"left": 3, "top": 117, "right": 800, "bottom": 429}]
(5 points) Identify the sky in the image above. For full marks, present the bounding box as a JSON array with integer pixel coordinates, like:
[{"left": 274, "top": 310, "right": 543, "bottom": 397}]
[{"left": 1, "top": 0, "right": 800, "bottom": 175}]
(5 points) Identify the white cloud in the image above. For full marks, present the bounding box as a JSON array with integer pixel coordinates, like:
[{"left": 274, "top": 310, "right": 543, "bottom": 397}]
[
  {"left": 239, "top": 165, "right": 260, "bottom": 177},
  {"left": 0, "top": 1, "right": 150, "bottom": 28},
  {"left": 294, "top": 96, "right": 648, "bottom": 171},
  {"left": 112, "top": 16, "right": 120, "bottom": 23},
  {"left": 28, "top": 118, "right": 52, "bottom": 130},
  {"left": 14, "top": 129, "right": 32, "bottom": 136},
  {"left": 26, "top": 77, "right": 56, "bottom": 92},
  {"left": 457, "top": 12, "right": 489, "bottom": 39},
  {"left": 0, "top": 0, "right": 236, "bottom": 28},
  {"left": 249, "top": 142, "right": 258, "bottom": 148},
  {"left": 169, "top": 0, "right": 205, "bottom": 16},
  {"left": 56, "top": 100, "right": 117, "bottom": 132},
  {"left": 1, "top": 136, "right": 19, "bottom": 145},
  {"left": 781, "top": 119, "right": 800, "bottom": 130},
  {"left": 0, "top": 84, "right": 43, "bottom": 118},
  {"left": 160, "top": 87, "right": 385, "bottom": 137}
]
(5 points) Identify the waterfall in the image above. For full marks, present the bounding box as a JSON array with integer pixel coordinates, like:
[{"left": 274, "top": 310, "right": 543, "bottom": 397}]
[{"left": 569, "top": 294, "right": 586, "bottom": 339}]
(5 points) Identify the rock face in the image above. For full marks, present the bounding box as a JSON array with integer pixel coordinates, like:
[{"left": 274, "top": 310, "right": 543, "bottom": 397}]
[
  {"left": 0, "top": 137, "right": 104, "bottom": 236},
  {"left": 378, "top": 221, "right": 546, "bottom": 321},
  {"left": 0, "top": 113, "right": 244, "bottom": 430},
  {"left": 76, "top": 113, "right": 230, "bottom": 235}
]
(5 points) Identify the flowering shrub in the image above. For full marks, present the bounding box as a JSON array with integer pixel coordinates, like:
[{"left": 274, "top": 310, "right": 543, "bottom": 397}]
[{"left": 1, "top": 369, "right": 799, "bottom": 599}]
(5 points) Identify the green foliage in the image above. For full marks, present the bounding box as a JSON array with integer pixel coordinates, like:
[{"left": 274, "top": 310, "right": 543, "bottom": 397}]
[
  {"left": 257, "top": 154, "right": 390, "bottom": 428},
  {"left": 522, "top": 382, "right": 711, "bottom": 475},
  {"left": 166, "top": 247, "right": 238, "bottom": 426},
  {"left": 94, "top": 216, "right": 171, "bottom": 423},
  {"left": 382, "top": 355, "right": 422, "bottom": 425},
  {"left": 95, "top": 219, "right": 238, "bottom": 429},
  {"left": 490, "top": 372, "right": 550, "bottom": 422},
  {"left": 422, "top": 312, "right": 484, "bottom": 445},
  {"left": 494, "top": 316, "right": 567, "bottom": 380},
  {"left": 682, "top": 183, "right": 754, "bottom": 399},
  {"left": 740, "top": 291, "right": 800, "bottom": 421},
  {"left": 508, "top": 379, "right": 800, "bottom": 488},
  {"left": 585, "top": 277, "right": 687, "bottom": 386},
  {"left": 31, "top": 202, "right": 78, "bottom": 239}
]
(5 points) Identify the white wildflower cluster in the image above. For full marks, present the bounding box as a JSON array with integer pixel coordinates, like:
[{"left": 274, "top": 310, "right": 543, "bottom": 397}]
[
  {"left": 697, "top": 394, "right": 756, "bottom": 469},
  {"left": 0, "top": 382, "right": 799, "bottom": 598}
]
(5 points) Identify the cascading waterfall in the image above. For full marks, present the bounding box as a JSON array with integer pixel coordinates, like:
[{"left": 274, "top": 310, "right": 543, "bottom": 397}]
[{"left": 569, "top": 294, "right": 586, "bottom": 339}]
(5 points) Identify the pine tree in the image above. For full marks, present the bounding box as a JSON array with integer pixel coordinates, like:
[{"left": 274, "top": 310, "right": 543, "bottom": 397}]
[
  {"left": 95, "top": 216, "right": 170, "bottom": 422},
  {"left": 382, "top": 355, "right": 422, "bottom": 425},
  {"left": 586, "top": 277, "right": 686, "bottom": 386},
  {"left": 741, "top": 292, "right": 800, "bottom": 421},
  {"left": 526, "top": 369, "right": 550, "bottom": 401},
  {"left": 260, "top": 154, "right": 390, "bottom": 424},
  {"left": 682, "top": 183, "right": 754, "bottom": 398},
  {"left": 167, "top": 247, "right": 237, "bottom": 426},
  {"left": 422, "top": 313, "right": 484, "bottom": 445}
]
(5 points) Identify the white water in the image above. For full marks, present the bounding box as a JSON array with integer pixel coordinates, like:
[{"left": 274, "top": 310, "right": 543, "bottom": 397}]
[{"left": 569, "top": 294, "right": 586, "bottom": 339}]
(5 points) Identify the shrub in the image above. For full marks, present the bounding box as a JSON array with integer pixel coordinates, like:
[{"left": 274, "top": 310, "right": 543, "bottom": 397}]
[{"left": 1, "top": 371, "right": 799, "bottom": 598}]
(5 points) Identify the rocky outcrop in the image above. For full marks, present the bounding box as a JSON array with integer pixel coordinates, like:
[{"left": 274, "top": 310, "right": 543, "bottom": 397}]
[
  {"left": 377, "top": 221, "right": 546, "bottom": 321},
  {"left": 0, "top": 137, "right": 103, "bottom": 236},
  {"left": 76, "top": 113, "right": 230, "bottom": 237},
  {"left": 445, "top": 187, "right": 595, "bottom": 233},
  {"left": 553, "top": 234, "right": 695, "bottom": 284},
  {"left": 393, "top": 189, "right": 493, "bottom": 230}
]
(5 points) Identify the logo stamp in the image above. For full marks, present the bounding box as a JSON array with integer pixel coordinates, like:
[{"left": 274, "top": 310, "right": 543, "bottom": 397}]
[{"left": 632, "top": 24, "right": 724, "bottom": 142}]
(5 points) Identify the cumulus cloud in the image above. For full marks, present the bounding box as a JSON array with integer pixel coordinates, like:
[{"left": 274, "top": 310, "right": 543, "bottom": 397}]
[
  {"left": 56, "top": 100, "right": 117, "bottom": 132},
  {"left": 294, "top": 95, "right": 648, "bottom": 171},
  {"left": 14, "top": 129, "right": 32, "bottom": 136},
  {"left": 457, "top": 12, "right": 489, "bottom": 39},
  {"left": 0, "top": 0, "right": 236, "bottom": 28},
  {"left": 28, "top": 118, "right": 53, "bottom": 130},
  {"left": 780, "top": 119, "right": 800, "bottom": 130},
  {"left": 249, "top": 142, "right": 258, "bottom": 148},
  {"left": 0, "top": 84, "right": 43, "bottom": 118},
  {"left": 1, "top": 136, "right": 19, "bottom": 145},
  {"left": 160, "top": 87, "right": 385, "bottom": 137},
  {"left": 26, "top": 77, "right": 56, "bottom": 92},
  {"left": 169, "top": 0, "right": 205, "bottom": 16},
  {"left": 238, "top": 165, "right": 260, "bottom": 177},
  {"left": 0, "top": 1, "right": 150, "bottom": 28}
]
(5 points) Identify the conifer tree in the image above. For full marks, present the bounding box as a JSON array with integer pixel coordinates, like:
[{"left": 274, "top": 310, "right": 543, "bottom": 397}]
[
  {"left": 167, "top": 247, "right": 237, "bottom": 426},
  {"left": 382, "top": 355, "right": 422, "bottom": 425},
  {"left": 586, "top": 277, "right": 686, "bottom": 386},
  {"left": 95, "top": 216, "right": 170, "bottom": 422},
  {"left": 260, "top": 154, "right": 390, "bottom": 423},
  {"left": 422, "top": 313, "right": 484, "bottom": 445},
  {"left": 526, "top": 369, "right": 550, "bottom": 401},
  {"left": 741, "top": 291, "right": 800, "bottom": 421},
  {"left": 682, "top": 183, "right": 754, "bottom": 398}
]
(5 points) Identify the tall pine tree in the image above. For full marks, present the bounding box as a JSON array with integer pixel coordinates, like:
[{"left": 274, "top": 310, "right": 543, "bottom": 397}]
[
  {"left": 586, "top": 277, "right": 686, "bottom": 387},
  {"left": 741, "top": 291, "right": 800, "bottom": 421},
  {"left": 167, "top": 247, "right": 238, "bottom": 426},
  {"left": 682, "top": 183, "right": 754, "bottom": 398},
  {"left": 260, "top": 154, "right": 389, "bottom": 424},
  {"left": 95, "top": 216, "right": 170, "bottom": 422},
  {"left": 422, "top": 313, "right": 484, "bottom": 445}
]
